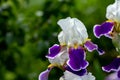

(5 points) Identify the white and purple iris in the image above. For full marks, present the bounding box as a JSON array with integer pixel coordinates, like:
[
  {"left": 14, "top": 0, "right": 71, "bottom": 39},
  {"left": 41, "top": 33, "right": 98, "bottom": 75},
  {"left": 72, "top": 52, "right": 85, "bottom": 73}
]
[
  {"left": 93, "top": 0, "right": 120, "bottom": 39},
  {"left": 93, "top": 0, "right": 120, "bottom": 53},
  {"left": 39, "top": 17, "right": 104, "bottom": 80},
  {"left": 93, "top": 0, "right": 120, "bottom": 79}
]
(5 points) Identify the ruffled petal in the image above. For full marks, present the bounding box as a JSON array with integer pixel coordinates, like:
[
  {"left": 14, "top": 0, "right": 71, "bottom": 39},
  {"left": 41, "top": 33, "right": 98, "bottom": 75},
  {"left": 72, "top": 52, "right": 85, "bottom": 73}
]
[
  {"left": 106, "top": 0, "right": 120, "bottom": 22},
  {"left": 39, "top": 68, "right": 51, "bottom": 80},
  {"left": 84, "top": 41, "right": 105, "bottom": 55},
  {"left": 46, "top": 44, "right": 61, "bottom": 59},
  {"left": 57, "top": 17, "right": 88, "bottom": 46},
  {"left": 102, "top": 57, "right": 120, "bottom": 72},
  {"left": 67, "top": 47, "right": 89, "bottom": 71},
  {"left": 65, "top": 65, "right": 87, "bottom": 76},
  {"left": 93, "top": 22, "right": 114, "bottom": 38}
]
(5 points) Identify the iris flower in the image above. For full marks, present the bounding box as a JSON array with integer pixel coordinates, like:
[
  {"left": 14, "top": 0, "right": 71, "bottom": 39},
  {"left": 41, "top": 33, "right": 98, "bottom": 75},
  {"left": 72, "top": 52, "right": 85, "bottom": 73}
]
[
  {"left": 39, "top": 17, "right": 104, "bottom": 80},
  {"left": 93, "top": 0, "right": 120, "bottom": 79},
  {"left": 93, "top": 0, "right": 120, "bottom": 52}
]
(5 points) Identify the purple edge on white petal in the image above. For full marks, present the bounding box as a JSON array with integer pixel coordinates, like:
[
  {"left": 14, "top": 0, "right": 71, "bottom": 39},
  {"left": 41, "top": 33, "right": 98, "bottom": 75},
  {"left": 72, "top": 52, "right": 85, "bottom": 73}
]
[
  {"left": 97, "top": 48, "right": 105, "bottom": 55},
  {"left": 65, "top": 65, "right": 87, "bottom": 76},
  {"left": 39, "top": 68, "right": 51, "bottom": 80},
  {"left": 67, "top": 47, "right": 89, "bottom": 71},
  {"left": 84, "top": 41, "right": 105, "bottom": 55},
  {"left": 93, "top": 22, "right": 114, "bottom": 38},
  {"left": 46, "top": 44, "right": 61, "bottom": 59},
  {"left": 102, "top": 58, "right": 120, "bottom": 72},
  {"left": 84, "top": 41, "right": 98, "bottom": 52}
]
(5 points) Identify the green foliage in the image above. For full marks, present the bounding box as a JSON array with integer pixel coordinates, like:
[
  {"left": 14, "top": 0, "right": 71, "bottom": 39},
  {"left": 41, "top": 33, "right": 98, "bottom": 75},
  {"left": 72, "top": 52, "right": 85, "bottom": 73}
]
[{"left": 0, "top": 0, "right": 115, "bottom": 80}]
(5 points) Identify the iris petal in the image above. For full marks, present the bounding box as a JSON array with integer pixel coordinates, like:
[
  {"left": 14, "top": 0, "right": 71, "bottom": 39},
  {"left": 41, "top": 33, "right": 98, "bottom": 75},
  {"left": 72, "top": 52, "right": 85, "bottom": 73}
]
[
  {"left": 67, "top": 47, "right": 89, "bottom": 71},
  {"left": 118, "top": 70, "right": 120, "bottom": 78},
  {"left": 93, "top": 22, "right": 114, "bottom": 38},
  {"left": 65, "top": 65, "right": 87, "bottom": 76},
  {"left": 84, "top": 41, "right": 97, "bottom": 52},
  {"left": 84, "top": 41, "right": 105, "bottom": 55},
  {"left": 102, "top": 58, "right": 120, "bottom": 72},
  {"left": 46, "top": 44, "right": 61, "bottom": 59},
  {"left": 39, "top": 68, "right": 51, "bottom": 80}
]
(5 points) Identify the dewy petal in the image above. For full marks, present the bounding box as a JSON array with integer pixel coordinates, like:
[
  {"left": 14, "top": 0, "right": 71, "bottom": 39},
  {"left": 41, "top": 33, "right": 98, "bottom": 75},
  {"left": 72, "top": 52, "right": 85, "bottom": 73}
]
[
  {"left": 65, "top": 65, "right": 87, "bottom": 76},
  {"left": 67, "top": 47, "right": 89, "bottom": 71},
  {"left": 102, "top": 57, "right": 120, "bottom": 72},
  {"left": 57, "top": 17, "right": 88, "bottom": 46},
  {"left": 46, "top": 44, "right": 61, "bottom": 59},
  {"left": 39, "top": 68, "right": 51, "bottom": 80},
  {"left": 84, "top": 41, "right": 105, "bottom": 55},
  {"left": 93, "top": 22, "right": 114, "bottom": 38}
]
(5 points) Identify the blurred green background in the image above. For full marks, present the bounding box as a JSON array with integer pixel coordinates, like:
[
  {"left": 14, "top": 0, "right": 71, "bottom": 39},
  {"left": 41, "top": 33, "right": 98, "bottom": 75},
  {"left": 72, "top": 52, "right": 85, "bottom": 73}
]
[{"left": 0, "top": 0, "right": 117, "bottom": 80}]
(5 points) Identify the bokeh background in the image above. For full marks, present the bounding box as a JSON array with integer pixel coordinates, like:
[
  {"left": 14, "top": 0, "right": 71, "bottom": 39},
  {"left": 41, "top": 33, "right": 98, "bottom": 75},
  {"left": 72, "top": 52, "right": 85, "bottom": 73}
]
[{"left": 0, "top": 0, "right": 117, "bottom": 80}]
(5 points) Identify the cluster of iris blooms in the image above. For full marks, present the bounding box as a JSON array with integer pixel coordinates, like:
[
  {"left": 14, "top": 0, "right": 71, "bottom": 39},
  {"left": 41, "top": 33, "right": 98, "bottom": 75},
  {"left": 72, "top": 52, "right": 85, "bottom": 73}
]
[{"left": 39, "top": 0, "right": 120, "bottom": 80}]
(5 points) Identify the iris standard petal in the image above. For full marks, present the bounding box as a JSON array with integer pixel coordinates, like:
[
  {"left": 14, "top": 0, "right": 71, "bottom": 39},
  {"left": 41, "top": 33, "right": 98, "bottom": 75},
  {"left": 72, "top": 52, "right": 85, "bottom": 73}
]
[
  {"left": 106, "top": 0, "right": 120, "bottom": 22},
  {"left": 46, "top": 44, "right": 61, "bottom": 59},
  {"left": 93, "top": 22, "right": 114, "bottom": 38},
  {"left": 67, "top": 47, "right": 89, "bottom": 71},
  {"left": 65, "top": 65, "right": 87, "bottom": 76},
  {"left": 39, "top": 68, "right": 51, "bottom": 80},
  {"left": 102, "top": 57, "right": 120, "bottom": 72},
  {"left": 57, "top": 17, "right": 88, "bottom": 46}
]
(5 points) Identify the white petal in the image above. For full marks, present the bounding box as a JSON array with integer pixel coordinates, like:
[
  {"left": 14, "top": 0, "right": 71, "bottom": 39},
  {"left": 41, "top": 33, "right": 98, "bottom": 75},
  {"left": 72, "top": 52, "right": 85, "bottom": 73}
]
[
  {"left": 106, "top": 0, "right": 120, "bottom": 22},
  {"left": 58, "top": 31, "right": 66, "bottom": 45},
  {"left": 57, "top": 17, "right": 88, "bottom": 46},
  {"left": 62, "top": 71, "right": 95, "bottom": 80},
  {"left": 81, "top": 72, "right": 95, "bottom": 80},
  {"left": 64, "top": 71, "right": 82, "bottom": 80},
  {"left": 49, "top": 46, "right": 69, "bottom": 66}
]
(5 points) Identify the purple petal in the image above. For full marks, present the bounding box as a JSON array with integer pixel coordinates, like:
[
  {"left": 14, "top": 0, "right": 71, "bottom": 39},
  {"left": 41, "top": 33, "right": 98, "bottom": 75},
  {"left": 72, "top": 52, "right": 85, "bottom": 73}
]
[
  {"left": 46, "top": 44, "right": 61, "bottom": 59},
  {"left": 67, "top": 47, "right": 89, "bottom": 71},
  {"left": 39, "top": 68, "right": 51, "bottom": 80},
  {"left": 93, "top": 22, "right": 114, "bottom": 38},
  {"left": 84, "top": 41, "right": 105, "bottom": 55},
  {"left": 102, "top": 58, "right": 120, "bottom": 72},
  {"left": 118, "top": 70, "right": 120, "bottom": 78},
  {"left": 84, "top": 41, "right": 98, "bottom": 52},
  {"left": 65, "top": 65, "right": 87, "bottom": 76},
  {"left": 97, "top": 48, "right": 105, "bottom": 55}
]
